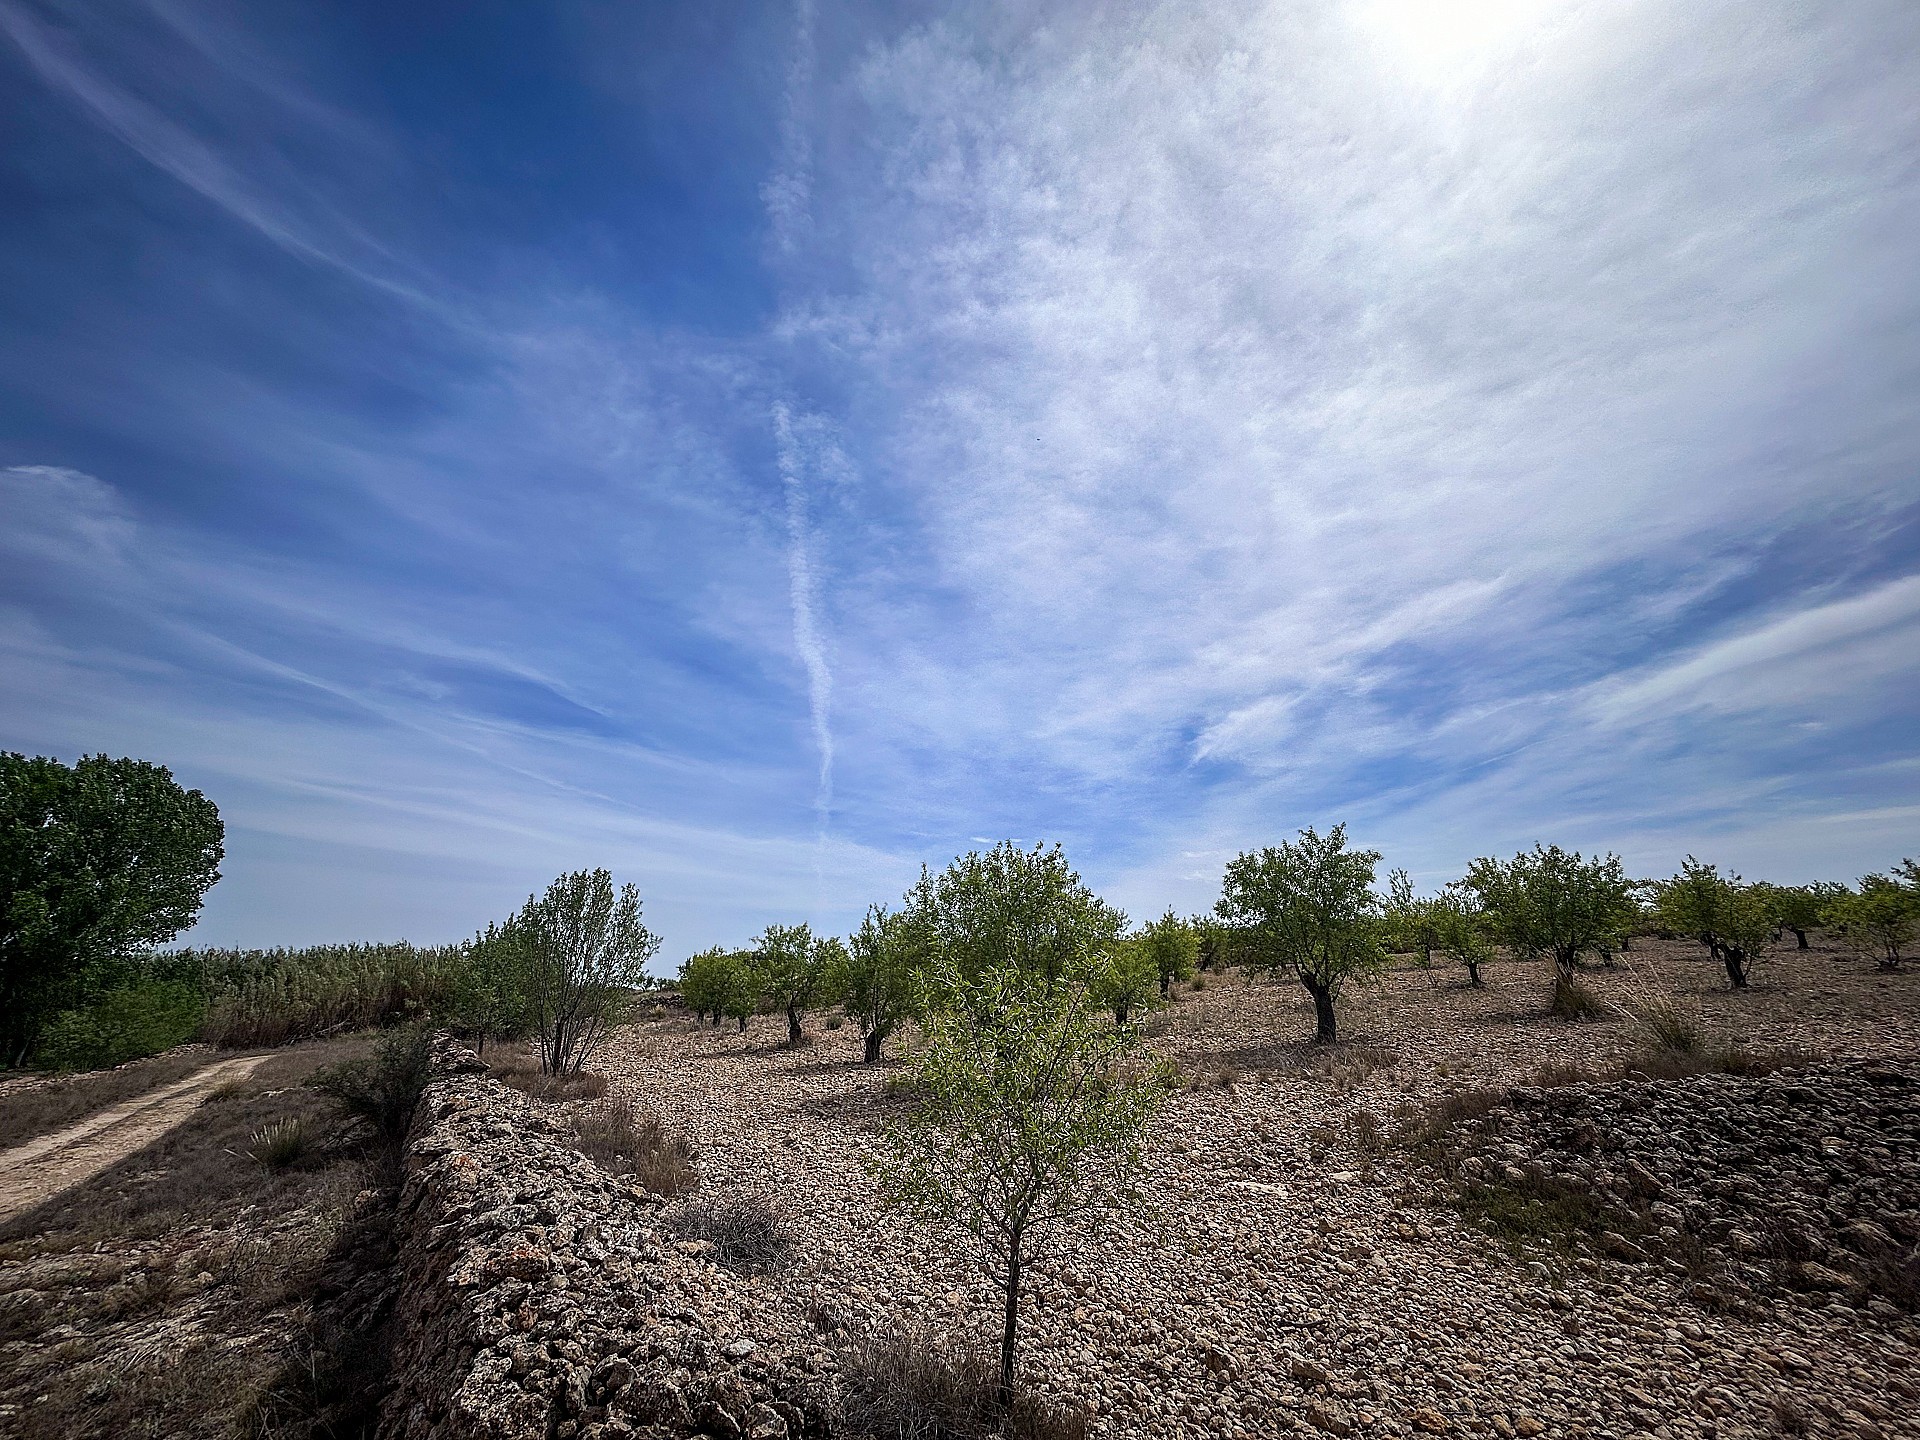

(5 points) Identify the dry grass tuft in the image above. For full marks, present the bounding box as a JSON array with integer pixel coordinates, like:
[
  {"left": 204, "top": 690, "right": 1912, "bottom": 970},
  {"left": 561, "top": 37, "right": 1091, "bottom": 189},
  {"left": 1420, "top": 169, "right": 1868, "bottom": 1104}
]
[
  {"left": 488, "top": 1049, "right": 610, "bottom": 1101},
  {"left": 573, "top": 1097, "right": 699, "bottom": 1196},
  {"left": 671, "top": 1192, "right": 791, "bottom": 1272},
  {"left": 840, "top": 1326, "right": 1092, "bottom": 1440}
]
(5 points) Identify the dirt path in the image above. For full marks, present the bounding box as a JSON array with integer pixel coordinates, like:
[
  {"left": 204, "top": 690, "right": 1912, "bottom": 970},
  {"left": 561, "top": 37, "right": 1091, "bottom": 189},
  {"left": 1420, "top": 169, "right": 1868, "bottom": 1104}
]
[{"left": 0, "top": 1055, "right": 270, "bottom": 1225}]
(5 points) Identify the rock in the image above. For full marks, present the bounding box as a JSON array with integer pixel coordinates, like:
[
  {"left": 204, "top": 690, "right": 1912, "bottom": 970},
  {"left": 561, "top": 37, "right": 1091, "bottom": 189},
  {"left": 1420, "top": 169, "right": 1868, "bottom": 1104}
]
[
  {"left": 1408, "top": 1407, "right": 1449, "bottom": 1433},
  {"left": 1512, "top": 1416, "right": 1546, "bottom": 1437},
  {"left": 1308, "top": 1402, "right": 1355, "bottom": 1436}
]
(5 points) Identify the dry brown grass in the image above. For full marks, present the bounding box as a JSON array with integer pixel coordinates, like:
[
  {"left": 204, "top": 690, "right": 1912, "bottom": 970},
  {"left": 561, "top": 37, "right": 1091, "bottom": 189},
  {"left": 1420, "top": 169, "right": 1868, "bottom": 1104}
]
[
  {"left": 487, "top": 1049, "right": 610, "bottom": 1101},
  {"left": 572, "top": 1097, "right": 699, "bottom": 1196},
  {"left": 840, "top": 1325, "right": 1092, "bottom": 1440}
]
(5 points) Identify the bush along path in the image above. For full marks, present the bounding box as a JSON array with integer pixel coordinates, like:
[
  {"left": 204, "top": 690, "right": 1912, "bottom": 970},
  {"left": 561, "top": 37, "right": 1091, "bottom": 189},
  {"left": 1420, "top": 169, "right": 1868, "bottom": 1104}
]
[{"left": 0, "top": 1053, "right": 269, "bottom": 1224}]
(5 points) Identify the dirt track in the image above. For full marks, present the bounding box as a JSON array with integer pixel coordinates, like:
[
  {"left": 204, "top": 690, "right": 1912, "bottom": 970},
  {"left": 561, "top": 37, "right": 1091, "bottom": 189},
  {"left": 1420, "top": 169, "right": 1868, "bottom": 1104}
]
[{"left": 0, "top": 1055, "right": 270, "bottom": 1224}]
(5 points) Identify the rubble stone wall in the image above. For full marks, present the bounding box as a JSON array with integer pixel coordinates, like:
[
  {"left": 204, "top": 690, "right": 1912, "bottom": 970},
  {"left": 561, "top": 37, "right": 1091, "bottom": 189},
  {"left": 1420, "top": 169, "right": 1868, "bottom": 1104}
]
[{"left": 378, "top": 1040, "right": 839, "bottom": 1440}]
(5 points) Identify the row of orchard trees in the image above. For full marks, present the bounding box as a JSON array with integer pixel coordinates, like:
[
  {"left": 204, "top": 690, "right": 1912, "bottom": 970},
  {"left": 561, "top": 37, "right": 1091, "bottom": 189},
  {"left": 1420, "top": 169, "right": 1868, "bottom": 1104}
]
[{"left": 738, "top": 835, "right": 1918, "bottom": 1412}]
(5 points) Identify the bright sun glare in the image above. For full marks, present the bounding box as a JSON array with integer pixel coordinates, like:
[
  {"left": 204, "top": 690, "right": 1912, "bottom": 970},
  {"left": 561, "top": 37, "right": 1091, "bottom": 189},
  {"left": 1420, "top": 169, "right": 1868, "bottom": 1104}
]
[{"left": 1354, "top": 0, "right": 1554, "bottom": 79}]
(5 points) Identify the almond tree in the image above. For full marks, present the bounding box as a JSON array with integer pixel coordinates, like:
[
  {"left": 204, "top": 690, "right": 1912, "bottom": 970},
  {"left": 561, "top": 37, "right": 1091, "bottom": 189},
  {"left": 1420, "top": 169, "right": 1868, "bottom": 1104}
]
[
  {"left": 1140, "top": 909, "right": 1198, "bottom": 997},
  {"left": 1432, "top": 883, "right": 1496, "bottom": 987},
  {"left": 873, "top": 958, "right": 1168, "bottom": 1409},
  {"left": 1089, "top": 938, "right": 1159, "bottom": 1025},
  {"left": 838, "top": 906, "right": 918, "bottom": 1062},
  {"left": 518, "top": 868, "right": 660, "bottom": 1075},
  {"left": 1463, "top": 844, "right": 1635, "bottom": 1011},
  {"left": 1216, "top": 824, "right": 1386, "bottom": 1044},
  {"left": 752, "top": 922, "right": 843, "bottom": 1045},
  {"left": 1654, "top": 858, "right": 1773, "bottom": 988}
]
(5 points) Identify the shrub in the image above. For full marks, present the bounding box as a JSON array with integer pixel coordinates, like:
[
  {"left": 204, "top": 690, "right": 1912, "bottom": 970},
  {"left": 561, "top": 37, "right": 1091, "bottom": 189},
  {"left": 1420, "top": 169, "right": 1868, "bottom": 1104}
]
[
  {"left": 1623, "top": 992, "right": 1703, "bottom": 1055},
  {"left": 489, "top": 1049, "right": 608, "bottom": 1101},
  {"left": 573, "top": 1098, "right": 699, "bottom": 1196},
  {"left": 310, "top": 1025, "right": 434, "bottom": 1154},
  {"left": 671, "top": 1193, "right": 790, "bottom": 1272},
  {"left": 248, "top": 1116, "right": 311, "bottom": 1169},
  {"left": 1550, "top": 975, "right": 1607, "bottom": 1020},
  {"left": 33, "top": 978, "right": 205, "bottom": 1070},
  {"left": 840, "top": 1326, "right": 1091, "bottom": 1440}
]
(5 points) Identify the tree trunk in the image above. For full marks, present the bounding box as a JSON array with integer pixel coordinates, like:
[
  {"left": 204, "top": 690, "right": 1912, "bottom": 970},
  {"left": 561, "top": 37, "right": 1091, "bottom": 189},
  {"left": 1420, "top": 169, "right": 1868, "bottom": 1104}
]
[
  {"left": 1466, "top": 959, "right": 1481, "bottom": 988},
  {"left": 1723, "top": 950, "right": 1749, "bottom": 989},
  {"left": 1115, "top": 1001, "right": 1130, "bottom": 1027},
  {"left": 998, "top": 1244, "right": 1023, "bottom": 1411},
  {"left": 1791, "top": 927, "right": 1808, "bottom": 950},
  {"left": 863, "top": 1029, "right": 882, "bottom": 1064},
  {"left": 737, "top": 1014, "right": 748, "bottom": 1032},
  {"left": 787, "top": 1006, "right": 803, "bottom": 1045},
  {"left": 1159, "top": 972, "right": 1171, "bottom": 998},
  {"left": 1302, "top": 975, "right": 1336, "bottom": 1044},
  {"left": 1621, "top": 933, "right": 1633, "bottom": 952}
]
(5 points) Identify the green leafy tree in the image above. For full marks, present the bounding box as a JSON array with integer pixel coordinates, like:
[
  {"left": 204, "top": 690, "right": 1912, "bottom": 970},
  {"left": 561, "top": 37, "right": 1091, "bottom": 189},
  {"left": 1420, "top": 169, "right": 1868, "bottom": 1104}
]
[
  {"left": 1462, "top": 844, "right": 1635, "bottom": 1008},
  {"left": 1089, "top": 937, "right": 1159, "bottom": 1025},
  {"left": 751, "top": 922, "right": 843, "bottom": 1045},
  {"left": 1216, "top": 824, "right": 1386, "bottom": 1044},
  {"left": 1382, "top": 869, "right": 1441, "bottom": 966},
  {"left": 872, "top": 958, "right": 1169, "bottom": 1410},
  {"left": 1189, "top": 914, "right": 1229, "bottom": 972},
  {"left": 1653, "top": 858, "right": 1774, "bottom": 989},
  {"left": 901, "top": 841, "right": 1127, "bottom": 993},
  {"left": 516, "top": 869, "right": 660, "bottom": 1075},
  {"left": 677, "top": 946, "right": 734, "bottom": 1026},
  {"left": 838, "top": 906, "right": 919, "bottom": 1062},
  {"left": 2, "top": 753, "right": 224, "bottom": 1067},
  {"left": 447, "top": 919, "right": 530, "bottom": 1056},
  {"left": 1829, "top": 869, "right": 1917, "bottom": 971},
  {"left": 1751, "top": 882, "right": 1835, "bottom": 950},
  {"left": 1139, "top": 909, "right": 1197, "bottom": 998},
  {"left": 1431, "top": 883, "right": 1496, "bottom": 987}
]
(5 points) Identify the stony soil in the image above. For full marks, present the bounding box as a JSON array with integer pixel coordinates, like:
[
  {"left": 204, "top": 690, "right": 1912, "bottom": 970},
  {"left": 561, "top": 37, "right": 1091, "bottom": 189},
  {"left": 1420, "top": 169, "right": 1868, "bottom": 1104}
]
[{"left": 597, "top": 939, "right": 1920, "bottom": 1440}]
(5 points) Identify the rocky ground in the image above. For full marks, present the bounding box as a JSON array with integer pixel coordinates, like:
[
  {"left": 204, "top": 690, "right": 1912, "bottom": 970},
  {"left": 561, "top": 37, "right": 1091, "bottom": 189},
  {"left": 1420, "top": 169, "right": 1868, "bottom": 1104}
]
[{"left": 594, "top": 939, "right": 1920, "bottom": 1440}]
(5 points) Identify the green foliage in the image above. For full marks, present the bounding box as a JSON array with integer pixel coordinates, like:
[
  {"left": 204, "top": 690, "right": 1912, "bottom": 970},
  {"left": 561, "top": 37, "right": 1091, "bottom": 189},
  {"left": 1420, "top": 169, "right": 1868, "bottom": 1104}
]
[
  {"left": 751, "top": 921, "right": 845, "bottom": 1045},
  {"left": 33, "top": 976, "right": 206, "bottom": 1071},
  {"left": 2, "top": 752, "right": 224, "bottom": 1066},
  {"left": 901, "top": 841, "right": 1127, "bottom": 993},
  {"left": 188, "top": 941, "right": 467, "bottom": 1048},
  {"left": 838, "top": 906, "right": 920, "bottom": 1061},
  {"left": 1749, "top": 881, "right": 1832, "bottom": 949},
  {"left": 677, "top": 946, "right": 736, "bottom": 1024},
  {"left": 515, "top": 868, "right": 661, "bottom": 1075},
  {"left": 1431, "top": 884, "right": 1496, "bottom": 986},
  {"left": 1829, "top": 866, "right": 1918, "bottom": 970},
  {"left": 1216, "top": 824, "right": 1385, "bottom": 1044},
  {"left": 1462, "top": 844, "right": 1635, "bottom": 984},
  {"left": 1652, "top": 858, "right": 1774, "bottom": 988},
  {"left": 248, "top": 1116, "right": 312, "bottom": 1170},
  {"left": 1138, "top": 909, "right": 1197, "bottom": 997},
  {"left": 1381, "top": 869, "right": 1441, "bottom": 964},
  {"left": 443, "top": 920, "right": 531, "bottom": 1055},
  {"left": 1088, "top": 938, "right": 1159, "bottom": 1025},
  {"left": 871, "top": 958, "right": 1169, "bottom": 1407},
  {"left": 311, "top": 1025, "right": 435, "bottom": 1154}
]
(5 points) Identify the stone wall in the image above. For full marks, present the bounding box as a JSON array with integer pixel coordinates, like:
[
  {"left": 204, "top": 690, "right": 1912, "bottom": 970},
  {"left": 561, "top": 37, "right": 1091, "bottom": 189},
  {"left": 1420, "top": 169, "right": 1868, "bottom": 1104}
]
[{"left": 379, "top": 1040, "right": 840, "bottom": 1440}]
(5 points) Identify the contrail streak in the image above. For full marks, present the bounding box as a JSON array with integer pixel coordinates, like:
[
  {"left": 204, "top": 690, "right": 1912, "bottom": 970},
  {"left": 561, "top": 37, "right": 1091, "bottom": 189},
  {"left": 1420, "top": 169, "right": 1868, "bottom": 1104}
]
[{"left": 773, "top": 402, "right": 834, "bottom": 836}]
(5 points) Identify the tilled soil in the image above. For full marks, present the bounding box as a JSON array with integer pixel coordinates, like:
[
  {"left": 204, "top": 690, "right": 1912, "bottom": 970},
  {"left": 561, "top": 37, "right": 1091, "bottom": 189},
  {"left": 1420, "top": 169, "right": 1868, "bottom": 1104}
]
[{"left": 600, "top": 940, "right": 1920, "bottom": 1440}]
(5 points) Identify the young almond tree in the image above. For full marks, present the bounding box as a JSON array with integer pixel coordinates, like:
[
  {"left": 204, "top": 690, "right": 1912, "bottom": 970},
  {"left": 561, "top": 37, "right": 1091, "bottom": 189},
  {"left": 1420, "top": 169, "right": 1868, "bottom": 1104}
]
[
  {"left": 677, "top": 946, "right": 731, "bottom": 1025},
  {"left": 518, "top": 868, "right": 660, "bottom": 1075},
  {"left": 1655, "top": 858, "right": 1774, "bottom": 988},
  {"left": 1089, "top": 937, "right": 1159, "bottom": 1026},
  {"left": 1752, "top": 882, "right": 1833, "bottom": 951},
  {"left": 839, "top": 906, "right": 919, "bottom": 1062},
  {"left": 1830, "top": 869, "right": 1918, "bottom": 971},
  {"left": 873, "top": 958, "right": 1169, "bottom": 1410},
  {"left": 1432, "top": 883, "right": 1496, "bottom": 988},
  {"left": 1140, "top": 909, "right": 1198, "bottom": 998},
  {"left": 1462, "top": 845, "right": 1635, "bottom": 1011},
  {"left": 1217, "top": 825, "right": 1386, "bottom": 1044},
  {"left": 752, "top": 922, "right": 842, "bottom": 1045}
]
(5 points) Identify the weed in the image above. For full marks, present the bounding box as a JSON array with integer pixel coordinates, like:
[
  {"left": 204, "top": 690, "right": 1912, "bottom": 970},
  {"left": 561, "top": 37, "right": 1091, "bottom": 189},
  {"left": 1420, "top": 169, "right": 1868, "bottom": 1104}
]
[
  {"left": 1346, "top": 1109, "right": 1386, "bottom": 1155},
  {"left": 489, "top": 1049, "right": 609, "bottom": 1101},
  {"left": 840, "top": 1326, "right": 1092, "bottom": 1440},
  {"left": 310, "top": 1024, "right": 433, "bottom": 1156},
  {"left": 1189, "top": 975, "right": 1207, "bottom": 992},
  {"left": 1550, "top": 975, "right": 1607, "bottom": 1020},
  {"left": 671, "top": 1193, "right": 791, "bottom": 1272},
  {"left": 573, "top": 1098, "right": 699, "bottom": 1197},
  {"left": 1456, "top": 1171, "right": 1613, "bottom": 1252},
  {"left": 248, "top": 1116, "right": 311, "bottom": 1169},
  {"left": 1303, "top": 1043, "right": 1398, "bottom": 1090}
]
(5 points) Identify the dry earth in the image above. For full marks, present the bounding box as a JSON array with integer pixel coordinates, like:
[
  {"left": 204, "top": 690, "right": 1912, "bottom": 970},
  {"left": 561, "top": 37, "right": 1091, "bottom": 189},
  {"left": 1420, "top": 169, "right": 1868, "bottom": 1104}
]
[
  {"left": 599, "top": 939, "right": 1920, "bottom": 1440},
  {"left": 0, "top": 1055, "right": 271, "bottom": 1224}
]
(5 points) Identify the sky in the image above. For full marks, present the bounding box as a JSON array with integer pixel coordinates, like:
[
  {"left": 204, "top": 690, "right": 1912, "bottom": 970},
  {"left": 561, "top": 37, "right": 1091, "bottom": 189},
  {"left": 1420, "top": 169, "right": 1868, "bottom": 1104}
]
[{"left": 2, "top": 0, "right": 1917, "bottom": 966}]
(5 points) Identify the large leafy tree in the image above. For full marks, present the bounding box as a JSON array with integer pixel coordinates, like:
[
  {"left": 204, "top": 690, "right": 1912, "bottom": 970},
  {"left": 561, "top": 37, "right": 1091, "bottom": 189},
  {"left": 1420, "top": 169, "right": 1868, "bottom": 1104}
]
[
  {"left": 1654, "top": 858, "right": 1773, "bottom": 989},
  {"left": 752, "top": 921, "right": 844, "bottom": 1045},
  {"left": 1752, "top": 881, "right": 1838, "bottom": 950},
  {"left": 1089, "top": 937, "right": 1159, "bottom": 1026},
  {"left": 516, "top": 868, "right": 659, "bottom": 1075},
  {"left": 901, "top": 841, "right": 1127, "bottom": 993},
  {"left": 838, "top": 906, "right": 919, "bottom": 1062},
  {"left": 2, "top": 753, "right": 223, "bottom": 1066},
  {"left": 873, "top": 958, "right": 1168, "bottom": 1410},
  {"left": 1462, "top": 844, "right": 1635, "bottom": 1006},
  {"left": 1216, "top": 824, "right": 1386, "bottom": 1044}
]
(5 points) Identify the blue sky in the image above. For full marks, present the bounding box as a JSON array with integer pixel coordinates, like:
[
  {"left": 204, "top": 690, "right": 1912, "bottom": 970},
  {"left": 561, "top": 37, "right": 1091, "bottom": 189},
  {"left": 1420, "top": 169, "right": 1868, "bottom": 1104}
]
[{"left": 2, "top": 0, "right": 1917, "bottom": 965}]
